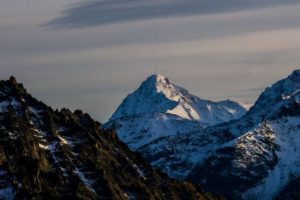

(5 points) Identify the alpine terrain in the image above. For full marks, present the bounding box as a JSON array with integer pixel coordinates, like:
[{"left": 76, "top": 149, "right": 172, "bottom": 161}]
[
  {"left": 0, "top": 77, "right": 217, "bottom": 200},
  {"left": 187, "top": 69, "right": 300, "bottom": 200},
  {"left": 106, "top": 70, "right": 300, "bottom": 200},
  {"left": 105, "top": 74, "right": 247, "bottom": 151}
]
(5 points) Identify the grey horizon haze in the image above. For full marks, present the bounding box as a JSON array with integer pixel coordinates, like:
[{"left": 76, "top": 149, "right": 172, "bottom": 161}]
[{"left": 1, "top": 0, "right": 300, "bottom": 122}]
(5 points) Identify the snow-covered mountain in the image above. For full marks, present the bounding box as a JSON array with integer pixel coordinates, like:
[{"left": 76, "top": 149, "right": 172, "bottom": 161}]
[
  {"left": 108, "top": 70, "right": 300, "bottom": 200},
  {"left": 139, "top": 70, "right": 300, "bottom": 199},
  {"left": 188, "top": 78, "right": 300, "bottom": 199},
  {"left": 105, "top": 113, "right": 203, "bottom": 150},
  {"left": 106, "top": 74, "right": 247, "bottom": 150},
  {"left": 110, "top": 74, "right": 247, "bottom": 125},
  {"left": 0, "top": 77, "right": 214, "bottom": 199}
]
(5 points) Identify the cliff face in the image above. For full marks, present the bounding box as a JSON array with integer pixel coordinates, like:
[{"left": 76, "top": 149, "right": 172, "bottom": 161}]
[{"left": 0, "top": 77, "right": 216, "bottom": 200}]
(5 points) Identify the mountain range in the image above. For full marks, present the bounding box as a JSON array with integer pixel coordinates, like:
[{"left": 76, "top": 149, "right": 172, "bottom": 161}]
[
  {"left": 2, "top": 70, "right": 300, "bottom": 200},
  {"left": 106, "top": 70, "right": 300, "bottom": 200},
  {"left": 0, "top": 77, "right": 217, "bottom": 199}
]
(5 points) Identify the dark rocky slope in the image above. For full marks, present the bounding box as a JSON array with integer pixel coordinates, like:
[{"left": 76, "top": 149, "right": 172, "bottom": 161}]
[{"left": 0, "top": 77, "right": 217, "bottom": 200}]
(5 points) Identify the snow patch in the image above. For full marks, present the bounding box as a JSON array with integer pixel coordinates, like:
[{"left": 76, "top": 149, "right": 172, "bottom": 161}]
[
  {"left": 73, "top": 167, "right": 95, "bottom": 193},
  {"left": 123, "top": 192, "right": 136, "bottom": 200},
  {"left": 29, "top": 106, "right": 42, "bottom": 117},
  {"left": 0, "top": 187, "right": 15, "bottom": 200},
  {"left": 10, "top": 99, "right": 21, "bottom": 109},
  {"left": 132, "top": 164, "right": 145, "bottom": 179},
  {"left": 57, "top": 135, "right": 70, "bottom": 145},
  {"left": 0, "top": 101, "right": 9, "bottom": 112},
  {"left": 8, "top": 132, "right": 18, "bottom": 140}
]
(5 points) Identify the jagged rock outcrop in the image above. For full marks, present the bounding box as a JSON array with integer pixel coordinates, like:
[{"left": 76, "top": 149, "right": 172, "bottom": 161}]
[{"left": 0, "top": 76, "right": 217, "bottom": 200}]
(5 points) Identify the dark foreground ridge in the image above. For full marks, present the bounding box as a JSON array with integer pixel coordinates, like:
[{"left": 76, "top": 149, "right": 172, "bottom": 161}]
[{"left": 0, "top": 77, "right": 218, "bottom": 200}]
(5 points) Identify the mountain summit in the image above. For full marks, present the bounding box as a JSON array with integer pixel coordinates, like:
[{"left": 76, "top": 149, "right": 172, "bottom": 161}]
[
  {"left": 111, "top": 74, "right": 247, "bottom": 126},
  {"left": 248, "top": 69, "right": 300, "bottom": 122},
  {"left": 106, "top": 74, "right": 247, "bottom": 151},
  {"left": 110, "top": 74, "right": 186, "bottom": 121}
]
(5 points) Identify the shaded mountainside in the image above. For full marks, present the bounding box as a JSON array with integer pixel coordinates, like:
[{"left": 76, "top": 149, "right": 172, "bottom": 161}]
[
  {"left": 274, "top": 177, "right": 300, "bottom": 200},
  {"left": 0, "top": 77, "right": 217, "bottom": 200},
  {"left": 186, "top": 70, "right": 300, "bottom": 200}
]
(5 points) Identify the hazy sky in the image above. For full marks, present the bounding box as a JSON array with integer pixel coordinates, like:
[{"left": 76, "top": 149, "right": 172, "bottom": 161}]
[{"left": 1, "top": 0, "right": 300, "bottom": 122}]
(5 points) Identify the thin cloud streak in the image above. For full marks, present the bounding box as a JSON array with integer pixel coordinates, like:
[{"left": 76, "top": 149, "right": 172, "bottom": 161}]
[
  {"left": 47, "top": 0, "right": 300, "bottom": 28},
  {"left": 1, "top": 1, "right": 300, "bottom": 121},
  {"left": 8, "top": 29, "right": 300, "bottom": 66}
]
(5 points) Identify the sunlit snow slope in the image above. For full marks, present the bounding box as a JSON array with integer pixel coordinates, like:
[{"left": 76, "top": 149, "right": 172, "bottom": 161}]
[{"left": 106, "top": 74, "right": 247, "bottom": 150}]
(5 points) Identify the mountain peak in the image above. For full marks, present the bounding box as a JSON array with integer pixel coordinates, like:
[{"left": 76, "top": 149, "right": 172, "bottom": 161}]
[
  {"left": 141, "top": 74, "right": 172, "bottom": 91},
  {"left": 291, "top": 69, "right": 300, "bottom": 74},
  {"left": 0, "top": 76, "right": 19, "bottom": 86},
  {"left": 0, "top": 76, "right": 26, "bottom": 95},
  {"left": 145, "top": 74, "right": 168, "bottom": 83},
  {"left": 247, "top": 69, "right": 300, "bottom": 122},
  {"left": 109, "top": 74, "right": 182, "bottom": 121},
  {"left": 109, "top": 74, "right": 246, "bottom": 125},
  {"left": 288, "top": 69, "right": 300, "bottom": 81},
  {"left": 9, "top": 76, "right": 17, "bottom": 84}
]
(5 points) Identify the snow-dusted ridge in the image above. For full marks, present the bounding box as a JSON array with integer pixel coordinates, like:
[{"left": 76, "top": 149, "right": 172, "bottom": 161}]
[{"left": 184, "top": 69, "right": 300, "bottom": 200}]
